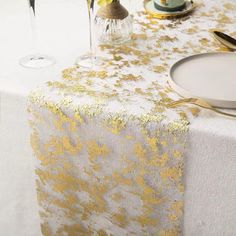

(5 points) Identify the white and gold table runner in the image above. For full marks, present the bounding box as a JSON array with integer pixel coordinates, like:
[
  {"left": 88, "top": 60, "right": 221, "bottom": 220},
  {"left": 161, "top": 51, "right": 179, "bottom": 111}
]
[{"left": 28, "top": 0, "right": 236, "bottom": 235}]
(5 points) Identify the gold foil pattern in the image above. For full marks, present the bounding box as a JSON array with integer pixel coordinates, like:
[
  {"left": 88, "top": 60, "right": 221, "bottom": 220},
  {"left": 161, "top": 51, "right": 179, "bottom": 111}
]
[{"left": 28, "top": 0, "right": 236, "bottom": 235}]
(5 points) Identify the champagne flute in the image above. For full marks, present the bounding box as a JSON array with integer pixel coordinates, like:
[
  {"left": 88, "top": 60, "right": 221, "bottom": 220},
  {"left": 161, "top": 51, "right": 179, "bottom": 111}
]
[
  {"left": 75, "top": 0, "right": 103, "bottom": 68},
  {"left": 19, "top": 0, "right": 55, "bottom": 69}
]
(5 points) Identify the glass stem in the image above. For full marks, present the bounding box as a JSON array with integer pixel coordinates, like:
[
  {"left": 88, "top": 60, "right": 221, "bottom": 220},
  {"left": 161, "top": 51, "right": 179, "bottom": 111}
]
[
  {"left": 28, "top": 0, "right": 38, "bottom": 54},
  {"left": 88, "top": 0, "right": 96, "bottom": 66}
]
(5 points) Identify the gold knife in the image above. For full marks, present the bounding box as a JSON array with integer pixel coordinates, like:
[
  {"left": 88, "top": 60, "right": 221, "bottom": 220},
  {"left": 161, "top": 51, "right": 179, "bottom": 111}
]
[{"left": 213, "top": 31, "right": 236, "bottom": 50}]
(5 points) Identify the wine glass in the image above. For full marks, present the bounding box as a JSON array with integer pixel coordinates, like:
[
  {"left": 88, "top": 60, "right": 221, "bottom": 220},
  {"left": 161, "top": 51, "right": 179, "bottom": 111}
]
[
  {"left": 19, "top": 0, "right": 55, "bottom": 69},
  {"left": 75, "top": 0, "right": 103, "bottom": 69}
]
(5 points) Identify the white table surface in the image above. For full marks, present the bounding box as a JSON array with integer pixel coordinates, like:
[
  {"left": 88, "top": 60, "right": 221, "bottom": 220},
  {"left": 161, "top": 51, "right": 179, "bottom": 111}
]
[{"left": 0, "top": 0, "right": 236, "bottom": 235}]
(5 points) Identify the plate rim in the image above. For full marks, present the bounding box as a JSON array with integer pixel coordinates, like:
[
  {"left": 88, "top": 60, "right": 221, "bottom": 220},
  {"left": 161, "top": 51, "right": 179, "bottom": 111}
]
[
  {"left": 144, "top": 0, "right": 196, "bottom": 19},
  {"left": 168, "top": 52, "right": 236, "bottom": 109}
]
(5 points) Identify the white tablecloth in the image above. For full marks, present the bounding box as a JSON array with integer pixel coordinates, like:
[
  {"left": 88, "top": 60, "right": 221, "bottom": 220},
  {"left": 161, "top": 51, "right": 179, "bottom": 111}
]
[{"left": 0, "top": 0, "right": 236, "bottom": 235}]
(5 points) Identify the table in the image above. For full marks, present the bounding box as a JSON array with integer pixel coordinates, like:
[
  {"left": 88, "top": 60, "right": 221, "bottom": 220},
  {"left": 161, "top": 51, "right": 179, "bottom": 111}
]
[{"left": 1, "top": 0, "right": 236, "bottom": 235}]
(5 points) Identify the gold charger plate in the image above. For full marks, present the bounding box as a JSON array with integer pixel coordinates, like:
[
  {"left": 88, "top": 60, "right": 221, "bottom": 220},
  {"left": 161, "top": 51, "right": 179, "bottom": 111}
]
[{"left": 144, "top": 0, "right": 196, "bottom": 19}]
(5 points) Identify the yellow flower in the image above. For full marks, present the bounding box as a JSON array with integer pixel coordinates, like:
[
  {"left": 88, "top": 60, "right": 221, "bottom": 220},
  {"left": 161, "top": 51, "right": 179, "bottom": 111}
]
[{"left": 97, "top": 0, "right": 113, "bottom": 6}]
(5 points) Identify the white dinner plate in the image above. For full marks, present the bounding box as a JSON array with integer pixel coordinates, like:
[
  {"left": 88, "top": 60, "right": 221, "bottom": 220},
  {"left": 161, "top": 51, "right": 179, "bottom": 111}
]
[{"left": 169, "top": 52, "right": 236, "bottom": 108}]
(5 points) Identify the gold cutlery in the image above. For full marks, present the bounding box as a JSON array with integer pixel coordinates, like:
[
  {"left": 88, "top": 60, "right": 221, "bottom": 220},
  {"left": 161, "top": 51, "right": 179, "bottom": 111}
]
[{"left": 213, "top": 31, "right": 236, "bottom": 51}]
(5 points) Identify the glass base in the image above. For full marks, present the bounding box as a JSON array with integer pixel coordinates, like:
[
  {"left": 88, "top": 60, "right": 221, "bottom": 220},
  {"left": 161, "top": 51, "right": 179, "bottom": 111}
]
[
  {"left": 19, "top": 54, "right": 55, "bottom": 69},
  {"left": 75, "top": 54, "right": 105, "bottom": 69},
  {"left": 95, "top": 15, "right": 133, "bottom": 45}
]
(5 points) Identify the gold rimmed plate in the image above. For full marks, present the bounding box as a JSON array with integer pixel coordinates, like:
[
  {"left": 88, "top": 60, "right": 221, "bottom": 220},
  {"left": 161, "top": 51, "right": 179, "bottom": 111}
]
[
  {"left": 144, "top": 0, "right": 196, "bottom": 19},
  {"left": 169, "top": 52, "right": 236, "bottom": 109}
]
